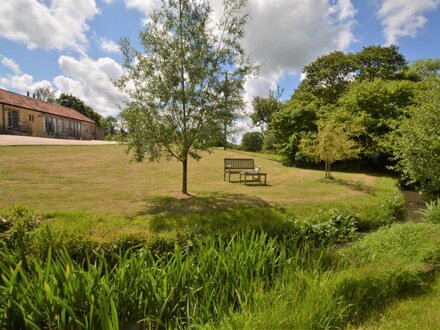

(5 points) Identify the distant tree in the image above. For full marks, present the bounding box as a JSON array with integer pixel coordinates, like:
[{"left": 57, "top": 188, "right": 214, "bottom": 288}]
[
  {"left": 390, "top": 77, "right": 440, "bottom": 198},
  {"left": 337, "top": 79, "right": 416, "bottom": 156},
  {"left": 251, "top": 86, "right": 283, "bottom": 131},
  {"left": 241, "top": 131, "right": 264, "bottom": 152},
  {"left": 34, "top": 86, "right": 56, "bottom": 103},
  {"left": 57, "top": 94, "right": 104, "bottom": 126},
  {"left": 299, "top": 122, "right": 362, "bottom": 179},
  {"left": 300, "top": 51, "right": 356, "bottom": 104},
  {"left": 115, "top": 0, "right": 254, "bottom": 194},
  {"left": 269, "top": 93, "right": 319, "bottom": 164},
  {"left": 405, "top": 58, "right": 440, "bottom": 80},
  {"left": 100, "top": 116, "right": 117, "bottom": 138},
  {"left": 355, "top": 45, "right": 407, "bottom": 82}
]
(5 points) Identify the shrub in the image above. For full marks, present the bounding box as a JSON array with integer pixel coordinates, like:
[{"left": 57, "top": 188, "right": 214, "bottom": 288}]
[
  {"left": 422, "top": 198, "right": 440, "bottom": 224},
  {"left": 359, "top": 191, "right": 405, "bottom": 230},
  {"left": 0, "top": 206, "right": 42, "bottom": 258},
  {"left": 284, "top": 209, "right": 358, "bottom": 246},
  {"left": 241, "top": 131, "right": 264, "bottom": 152}
]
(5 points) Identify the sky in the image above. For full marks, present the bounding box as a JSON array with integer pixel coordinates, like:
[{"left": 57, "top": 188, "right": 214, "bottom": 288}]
[{"left": 0, "top": 0, "right": 439, "bottom": 122}]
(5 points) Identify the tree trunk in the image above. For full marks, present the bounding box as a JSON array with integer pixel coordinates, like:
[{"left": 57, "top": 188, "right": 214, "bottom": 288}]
[
  {"left": 182, "top": 156, "right": 188, "bottom": 194},
  {"left": 223, "top": 121, "right": 227, "bottom": 150}
]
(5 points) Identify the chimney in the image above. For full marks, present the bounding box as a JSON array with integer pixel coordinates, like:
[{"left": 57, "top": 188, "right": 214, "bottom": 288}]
[{"left": 26, "top": 91, "right": 30, "bottom": 97}]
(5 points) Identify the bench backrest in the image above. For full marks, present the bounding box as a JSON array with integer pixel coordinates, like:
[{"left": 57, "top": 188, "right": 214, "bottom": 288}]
[{"left": 224, "top": 158, "right": 254, "bottom": 169}]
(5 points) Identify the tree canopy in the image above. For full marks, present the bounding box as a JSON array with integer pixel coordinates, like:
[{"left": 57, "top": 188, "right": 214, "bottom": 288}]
[
  {"left": 390, "top": 77, "right": 440, "bottom": 198},
  {"left": 115, "top": 0, "right": 254, "bottom": 194}
]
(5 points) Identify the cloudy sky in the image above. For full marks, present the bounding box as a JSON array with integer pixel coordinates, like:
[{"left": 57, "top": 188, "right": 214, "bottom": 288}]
[{"left": 0, "top": 0, "right": 439, "bottom": 118}]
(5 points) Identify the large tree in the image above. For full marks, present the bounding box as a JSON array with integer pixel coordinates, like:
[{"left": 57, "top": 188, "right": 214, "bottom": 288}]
[
  {"left": 300, "top": 51, "right": 356, "bottom": 104},
  {"left": 115, "top": 0, "right": 253, "bottom": 194},
  {"left": 251, "top": 87, "right": 283, "bottom": 131},
  {"left": 355, "top": 45, "right": 407, "bottom": 82},
  {"left": 390, "top": 77, "right": 440, "bottom": 198}
]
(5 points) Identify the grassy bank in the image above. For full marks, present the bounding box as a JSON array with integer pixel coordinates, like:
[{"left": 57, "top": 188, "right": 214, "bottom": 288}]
[{"left": 2, "top": 222, "right": 440, "bottom": 329}]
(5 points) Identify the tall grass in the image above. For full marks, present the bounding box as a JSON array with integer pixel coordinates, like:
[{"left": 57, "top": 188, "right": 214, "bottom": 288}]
[
  {"left": 0, "top": 231, "right": 319, "bottom": 329},
  {"left": 209, "top": 223, "right": 440, "bottom": 330}
]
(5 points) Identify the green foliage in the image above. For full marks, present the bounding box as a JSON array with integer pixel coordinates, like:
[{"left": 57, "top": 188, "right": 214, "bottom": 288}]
[
  {"left": 0, "top": 230, "right": 303, "bottom": 329},
  {"left": 299, "top": 122, "right": 362, "bottom": 178},
  {"left": 301, "top": 51, "right": 356, "bottom": 104},
  {"left": 251, "top": 87, "right": 283, "bottom": 130},
  {"left": 270, "top": 46, "right": 412, "bottom": 164},
  {"left": 269, "top": 94, "right": 318, "bottom": 164},
  {"left": 116, "top": 0, "right": 254, "bottom": 193},
  {"left": 405, "top": 58, "right": 440, "bottom": 80},
  {"left": 363, "top": 191, "right": 406, "bottom": 230},
  {"left": 390, "top": 77, "right": 440, "bottom": 197},
  {"left": 422, "top": 199, "right": 440, "bottom": 224},
  {"left": 284, "top": 209, "right": 358, "bottom": 246},
  {"left": 213, "top": 223, "right": 440, "bottom": 330},
  {"left": 337, "top": 79, "right": 417, "bottom": 156},
  {"left": 241, "top": 131, "right": 264, "bottom": 152},
  {"left": 0, "top": 206, "right": 41, "bottom": 258},
  {"left": 355, "top": 45, "right": 407, "bottom": 82}
]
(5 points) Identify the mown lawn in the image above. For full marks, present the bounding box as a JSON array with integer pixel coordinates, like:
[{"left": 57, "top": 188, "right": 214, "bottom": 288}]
[{"left": 0, "top": 145, "right": 401, "bottom": 240}]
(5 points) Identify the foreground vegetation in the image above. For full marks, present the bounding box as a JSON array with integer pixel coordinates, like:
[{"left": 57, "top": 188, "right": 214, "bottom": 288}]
[{"left": 2, "top": 216, "right": 440, "bottom": 329}]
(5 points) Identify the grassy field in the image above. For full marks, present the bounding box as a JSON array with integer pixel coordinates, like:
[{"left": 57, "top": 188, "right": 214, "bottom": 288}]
[
  {"left": 3, "top": 145, "right": 439, "bottom": 329},
  {"left": 0, "top": 145, "right": 396, "bottom": 212},
  {"left": 0, "top": 145, "right": 402, "bottom": 241}
]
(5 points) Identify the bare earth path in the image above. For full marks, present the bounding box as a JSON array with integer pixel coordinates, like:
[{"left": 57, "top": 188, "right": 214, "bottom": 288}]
[{"left": 0, "top": 135, "right": 117, "bottom": 146}]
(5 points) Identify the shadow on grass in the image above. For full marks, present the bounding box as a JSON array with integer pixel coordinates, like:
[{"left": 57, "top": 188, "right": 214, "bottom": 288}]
[
  {"left": 141, "top": 192, "right": 273, "bottom": 217},
  {"left": 139, "top": 193, "right": 286, "bottom": 235},
  {"left": 321, "top": 177, "right": 376, "bottom": 196}
]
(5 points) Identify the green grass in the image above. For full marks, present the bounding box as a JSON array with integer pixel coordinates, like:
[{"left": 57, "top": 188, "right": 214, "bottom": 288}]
[
  {"left": 357, "top": 274, "right": 440, "bottom": 329},
  {"left": 207, "top": 223, "right": 440, "bottom": 330},
  {"left": 0, "top": 145, "right": 402, "bottom": 241}
]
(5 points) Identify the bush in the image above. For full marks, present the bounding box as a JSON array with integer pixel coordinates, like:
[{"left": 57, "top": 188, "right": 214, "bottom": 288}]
[
  {"left": 241, "top": 131, "right": 264, "bottom": 152},
  {"left": 358, "top": 191, "right": 405, "bottom": 230},
  {"left": 422, "top": 199, "right": 440, "bottom": 224},
  {"left": 284, "top": 209, "right": 358, "bottom": 246},
  {"left": 0, "top": 206, "right": 42, "bottom": 258}
]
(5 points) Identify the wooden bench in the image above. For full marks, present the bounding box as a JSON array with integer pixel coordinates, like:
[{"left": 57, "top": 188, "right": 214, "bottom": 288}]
[{"left": 224, "top": 158, "right": 255, "bottom": 182}]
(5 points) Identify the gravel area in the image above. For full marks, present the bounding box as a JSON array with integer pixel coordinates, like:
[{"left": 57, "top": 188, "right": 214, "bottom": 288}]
[{"left": 0, "top": 135, "right": 117, "bottom": 146}]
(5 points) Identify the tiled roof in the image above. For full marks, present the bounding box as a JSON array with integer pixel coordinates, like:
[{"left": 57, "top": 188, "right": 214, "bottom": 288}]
[{"left": 0, "top": 88, "right": 95, "bottom": 124}]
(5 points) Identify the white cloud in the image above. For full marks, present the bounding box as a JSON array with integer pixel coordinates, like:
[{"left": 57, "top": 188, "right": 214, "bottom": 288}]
[
  {"left": 54, "top": 56, "right": 127, "bottom": 116},
  {"left": 378, "top": 0, "right": 440, "bottom": 45},
  {"left": 123, "top": 0, "right": 357, "bottom": 106},
  {"left": 0, "top": 0, "right": 99, "bottom": 52},
  {"left": 123, "top": 0, "right": 160, "bottom": 16},
  {"left": 1, "top": 56, "right": 22, "bottom": 75},
  {"left": 0, "top": 55, "right": 53, "bottom": 92},
  {"left": 239, "top": 0, "right": 356, "bottom": 101},
  {"left": 99, "top": 38, "right": 121, "bottom": 53}
]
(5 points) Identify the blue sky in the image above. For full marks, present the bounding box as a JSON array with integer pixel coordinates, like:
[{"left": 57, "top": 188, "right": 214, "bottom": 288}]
[{"left": 0, "top": 0, "right": 439, "bottom": 119}]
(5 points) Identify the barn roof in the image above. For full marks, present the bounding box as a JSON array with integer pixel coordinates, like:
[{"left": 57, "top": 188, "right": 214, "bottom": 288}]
[{"left": 0, "top": 88, "right": 95, "bottom": 124}]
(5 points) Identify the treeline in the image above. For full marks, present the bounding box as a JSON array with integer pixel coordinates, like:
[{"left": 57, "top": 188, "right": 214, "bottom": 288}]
[{"left": 249, "top": 46, "right": 440, "bottom": 197}]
